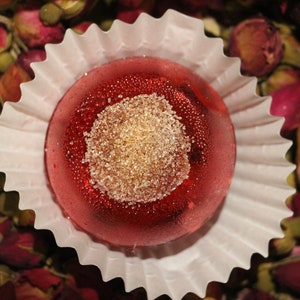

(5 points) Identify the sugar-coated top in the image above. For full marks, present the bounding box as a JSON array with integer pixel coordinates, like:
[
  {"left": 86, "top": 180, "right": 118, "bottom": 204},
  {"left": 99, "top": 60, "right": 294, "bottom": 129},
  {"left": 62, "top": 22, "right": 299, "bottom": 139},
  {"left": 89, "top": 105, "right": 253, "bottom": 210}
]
[{"left": 83, "top": 93, "right": 191, "bottom": 204}]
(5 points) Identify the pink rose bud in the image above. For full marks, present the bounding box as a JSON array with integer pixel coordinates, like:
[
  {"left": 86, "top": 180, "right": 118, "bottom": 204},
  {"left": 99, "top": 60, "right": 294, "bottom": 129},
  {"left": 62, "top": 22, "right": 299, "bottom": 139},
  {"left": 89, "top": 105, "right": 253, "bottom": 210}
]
[
  {"left": 13, "top": 8, "right": 65, "bottom": 48},
  {"left": 228, "top": 17, "right": 283, "bottom": 77},
  {"left": 273, "top": 259, "right": 300, "bottom": 294},
  {"left": 270, "top": 80, "right": 300, "bottom": 138},
  {"left": 0, "top": 23, "right": 12, "bottom": 53},
  {"left": 17, "top": 48, "right": 46, "bottom": 78},
  {"left": 291, "top": 245, "right": 300, "bottom": 256}
]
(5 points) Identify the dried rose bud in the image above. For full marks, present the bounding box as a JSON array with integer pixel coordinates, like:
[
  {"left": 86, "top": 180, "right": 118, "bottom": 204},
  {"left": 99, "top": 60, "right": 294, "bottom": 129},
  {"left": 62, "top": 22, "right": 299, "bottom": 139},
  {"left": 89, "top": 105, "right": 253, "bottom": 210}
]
[
  {"left": 256, "top": 263, "right": 275, "bottom": 293},
  {"left": 237, "top": 288, "right": 276, "bottom": 300},
  {"left": 99, "top": 19, "right": 114, "bottom": 31},
  {"left": 0, "top": 225, "right": 47, "bottom": 268},
  {"left": 297, "top": 128, "right": 300, "bottom": 187},
  {"left": 53, "top": 0, "right": 98, "bottom": 19},
  {"left": 260, "top": 65, "right": 300, "bottom": 95},
  {"left": 71, "top": 21, "right": 92, "bottom": 34},
  {"left": 285, "top": 0, "right": 300, "bottom": 25},
  {"left": 17, "top": 48, "right": 46, "bottom": 78},
  {"left": 291, "top": 245, "right": 300, "bottom": 256},
  {"left": 292, "top": 193, "right": 300, "bottom": 217},
  {"left": 14, "top": 209, "right": 35, "bottom": 227},
  {"left": 0, "top": 23, "right": 12, "bottom": 53},
  {"left": 205, "top": 282, "right": 224, "bottom": 299},
  {"left": 281, "top": 216, "right": 300, "bottom": 239},
  {"left": 117, "top": 8, "right": 144, "bottom": 23},
  {"left": 13, "top": 8, "right": 65, "bottom": 48},
  {"left": 0, "top": 51, "right": 15, "bottom": 73},
  {"left": 39, "top": 2, "right": 64, "bottom": 26},
  {"left": 0, "top": 63, "right": 31, "bottom": 103},
  {"left": 270, "top": 80, "right": 300, "bottom": 138},
  {"left": 0, "top": 216, "right": 12, "bottom": 237},
  {"left": 269, "top": 235, "right": 296, "bottom": 256},
  {"left": 228, "top": 17, "right": 283, "bottom": 77},
  {"left": 281, "top": 33, "right": 300, "bottom": 68},
  {"left": 14, "top": 282, "right": 49, "bottom": 299},
  {"left": 272, "top": 259, "right": 300, "bottom": 294},
  {"left": 19, "top": 268, "right": 62, "bottom": 293},
  {"left": 0, "top": 0, "right": 16, "bottom": 10}
]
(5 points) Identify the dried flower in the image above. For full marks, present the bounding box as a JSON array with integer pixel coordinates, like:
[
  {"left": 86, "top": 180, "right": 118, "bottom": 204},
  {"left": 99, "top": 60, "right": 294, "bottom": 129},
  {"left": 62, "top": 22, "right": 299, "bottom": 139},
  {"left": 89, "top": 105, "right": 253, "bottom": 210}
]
[
  {"left": 0, "top": 23, "right": 12, "bottom": 53},
  {"left": 237, "top": 288, "right": 276, "bottom": 300},
  {"left": 52, "top": 0, "right": 98, "bottom": 19},
  {"left": 0, "top": 51, "right": 15, "bottom": 73},
  {"left": 284, "top": 0, "right": 300, "bottom": 25},
  {"left": 260, "top": 65, "right": 300, "bottom": 95},
  {"left": 280, "top": 32, "right": 300, "bottom": 68},
  {"left": 16, "top": 48, "right": 46, "bottom": 78},
  {"left": 297, "top": 127, "right": 300, "bottom": 187},
  {"left": 71, "top": 21, "right": 92, "bottom": 34},
  {"left": 0, "top": 63, "right": 31, "bottom": 103},
  {"left": 39, "top": 2, "right": 64, "bottom": 26},
  {"left": 292, "top": 193, "right": 300, "bottom": 217},
  {"left": 272, "top": 259, "right": 300, "bottom": 294},
  {"left": 117, "top": 8, "right": 144, "bottom": 23},
  {"left": 13, "top": 8, "right": 65, "bottom": 48},
  {"left": 270, "top": 80, "right": 300, "bottom": 137},
  {"left": 0, "top": 0, "right": 16, "bottom": 10},
  {"left": 228, "top": 17, "right": 283, "bottom": 77},
  {"left": 18, "top": 268, "right": 62, "bottom": 293},
  {"left": 14, "top": 281, "right": 49, "bottom": 299},
  {"left": 0, "top": 219, "right": 47, "bottom": 268},
  {"left": 0, "top": 216, "right": 12, "bottom": 238}
]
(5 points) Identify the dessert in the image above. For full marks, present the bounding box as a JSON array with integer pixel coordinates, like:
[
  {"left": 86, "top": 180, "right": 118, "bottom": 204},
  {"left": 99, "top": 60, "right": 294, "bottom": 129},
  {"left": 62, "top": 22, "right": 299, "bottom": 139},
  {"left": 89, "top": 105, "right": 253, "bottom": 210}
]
[{"left": 45, "top": 56, "right": 236, "bottom": 247}]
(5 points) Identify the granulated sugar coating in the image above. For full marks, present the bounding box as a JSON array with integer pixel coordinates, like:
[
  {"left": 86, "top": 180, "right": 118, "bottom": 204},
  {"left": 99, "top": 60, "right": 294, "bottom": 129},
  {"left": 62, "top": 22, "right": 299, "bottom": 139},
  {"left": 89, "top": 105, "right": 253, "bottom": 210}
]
[
  {"left": 45, "top": 56, "right": 236, "bottom": 247},
  {"left": 83, "top": 93, "right": 191, "bottom": 204}
]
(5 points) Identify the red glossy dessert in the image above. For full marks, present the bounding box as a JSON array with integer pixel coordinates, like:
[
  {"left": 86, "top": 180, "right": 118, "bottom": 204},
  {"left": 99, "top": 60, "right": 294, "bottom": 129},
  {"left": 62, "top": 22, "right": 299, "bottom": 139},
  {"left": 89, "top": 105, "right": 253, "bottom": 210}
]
[{"left": 45, "top": 56, "right": 236, "bottom": 247}]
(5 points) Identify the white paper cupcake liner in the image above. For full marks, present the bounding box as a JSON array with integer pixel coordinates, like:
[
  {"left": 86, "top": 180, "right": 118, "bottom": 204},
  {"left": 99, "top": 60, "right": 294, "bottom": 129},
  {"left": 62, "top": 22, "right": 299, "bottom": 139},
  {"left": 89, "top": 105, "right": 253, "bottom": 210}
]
[{"left": 0, "top": 10, "right": 294, "bottom": 299}]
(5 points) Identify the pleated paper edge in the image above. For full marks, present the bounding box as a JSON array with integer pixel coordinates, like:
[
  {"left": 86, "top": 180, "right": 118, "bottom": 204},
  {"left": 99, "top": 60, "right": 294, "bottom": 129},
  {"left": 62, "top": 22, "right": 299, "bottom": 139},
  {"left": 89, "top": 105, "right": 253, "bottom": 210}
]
[{"left": 0, "top": 9, "right": 295, "bottom": 300}]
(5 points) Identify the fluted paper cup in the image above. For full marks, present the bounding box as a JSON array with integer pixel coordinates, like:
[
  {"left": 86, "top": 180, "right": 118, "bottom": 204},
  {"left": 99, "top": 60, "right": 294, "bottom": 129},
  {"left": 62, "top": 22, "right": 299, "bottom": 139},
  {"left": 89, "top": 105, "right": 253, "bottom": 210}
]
[{"left": 0, "top": 9, "right": 294, "bottom": 300}]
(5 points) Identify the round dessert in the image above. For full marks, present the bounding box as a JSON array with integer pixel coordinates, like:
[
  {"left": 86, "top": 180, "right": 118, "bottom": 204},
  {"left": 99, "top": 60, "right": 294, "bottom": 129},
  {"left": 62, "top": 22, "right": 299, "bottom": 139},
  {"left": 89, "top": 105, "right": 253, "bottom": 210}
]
[{"left": 44, "top": 56, "right": 236, "bottom": 247}]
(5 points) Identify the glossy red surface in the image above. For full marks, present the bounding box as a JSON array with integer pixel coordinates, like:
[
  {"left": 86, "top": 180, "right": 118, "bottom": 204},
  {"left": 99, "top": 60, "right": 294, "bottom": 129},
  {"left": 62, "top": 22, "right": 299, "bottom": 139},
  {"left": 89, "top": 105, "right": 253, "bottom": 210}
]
[{"left": 45, "top": 56, "right": 236, "bottom": 247}]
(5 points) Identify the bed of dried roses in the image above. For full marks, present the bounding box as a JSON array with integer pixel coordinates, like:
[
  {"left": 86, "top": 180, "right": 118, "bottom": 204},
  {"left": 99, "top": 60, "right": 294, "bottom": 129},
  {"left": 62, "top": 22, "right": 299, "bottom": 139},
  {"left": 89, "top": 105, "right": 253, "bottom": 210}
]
[{"left": 0, "top": 0, "right": 299, "bottom": 299}]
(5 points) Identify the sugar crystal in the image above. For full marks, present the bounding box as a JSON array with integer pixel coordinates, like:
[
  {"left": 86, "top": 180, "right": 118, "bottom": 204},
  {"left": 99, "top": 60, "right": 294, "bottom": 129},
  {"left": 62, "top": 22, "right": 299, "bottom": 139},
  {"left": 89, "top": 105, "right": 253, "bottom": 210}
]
[{"left": 83, "top": 93, "right": 191, "bottom": 204}]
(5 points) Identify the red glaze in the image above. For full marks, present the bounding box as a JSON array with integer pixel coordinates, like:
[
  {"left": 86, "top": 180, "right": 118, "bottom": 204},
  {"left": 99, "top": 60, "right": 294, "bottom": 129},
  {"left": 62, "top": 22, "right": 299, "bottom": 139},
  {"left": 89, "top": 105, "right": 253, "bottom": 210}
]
[{"left": 45, "top": 56, "right": 236, "bottom": 247}]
